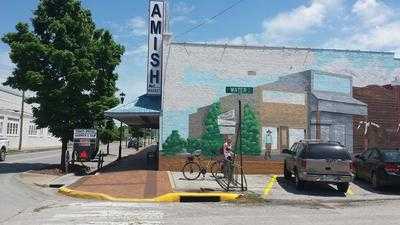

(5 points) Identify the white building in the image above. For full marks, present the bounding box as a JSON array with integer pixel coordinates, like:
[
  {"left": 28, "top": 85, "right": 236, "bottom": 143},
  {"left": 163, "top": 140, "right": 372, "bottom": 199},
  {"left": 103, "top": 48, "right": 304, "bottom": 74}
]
[{"left": 0, "top": 85, "right": 61, "bottom": 150}]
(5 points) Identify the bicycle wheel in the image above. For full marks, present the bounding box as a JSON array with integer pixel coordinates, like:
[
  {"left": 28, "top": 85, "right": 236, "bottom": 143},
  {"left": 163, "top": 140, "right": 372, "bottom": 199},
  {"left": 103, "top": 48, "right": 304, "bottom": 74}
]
[
  {"left": 182, "top": 162, "right": 201, "bottom": 180},
  {"left": 210, "top": 161, "right": 223, "bottom": 178}
]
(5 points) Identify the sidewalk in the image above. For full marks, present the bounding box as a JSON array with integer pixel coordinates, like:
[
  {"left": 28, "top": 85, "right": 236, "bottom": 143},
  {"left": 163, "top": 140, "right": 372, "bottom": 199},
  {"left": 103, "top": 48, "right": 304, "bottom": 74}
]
[{"left": 58, "top": 145, "right": 240, "bottom": 202}]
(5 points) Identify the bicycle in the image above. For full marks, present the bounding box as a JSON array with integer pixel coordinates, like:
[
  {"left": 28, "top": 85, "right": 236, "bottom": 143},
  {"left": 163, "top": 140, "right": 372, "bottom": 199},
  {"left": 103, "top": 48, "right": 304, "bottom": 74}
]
[{"left": 181, "top": 150, "right": 224, "bottom": 180}]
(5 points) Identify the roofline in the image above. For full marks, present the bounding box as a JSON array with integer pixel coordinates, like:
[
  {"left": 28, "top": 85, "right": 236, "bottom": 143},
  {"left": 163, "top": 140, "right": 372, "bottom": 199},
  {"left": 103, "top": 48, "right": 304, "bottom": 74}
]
[
  {"left": 0, "top": 86, "right": 22, "bottom": 97},
  {"left": 171, "top": 42, "right": 396, "bottom": 56}
]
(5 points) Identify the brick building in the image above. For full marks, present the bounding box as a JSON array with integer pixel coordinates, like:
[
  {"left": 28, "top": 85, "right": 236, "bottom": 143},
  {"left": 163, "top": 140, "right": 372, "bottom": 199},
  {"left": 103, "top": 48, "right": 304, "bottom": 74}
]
[{"left": 353, "top": 85, "right": 400, "bottom": 153}]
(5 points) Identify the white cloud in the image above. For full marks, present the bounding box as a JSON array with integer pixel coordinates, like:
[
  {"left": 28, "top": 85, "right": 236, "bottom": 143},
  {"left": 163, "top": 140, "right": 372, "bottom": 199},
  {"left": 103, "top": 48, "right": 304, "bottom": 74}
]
[
  {"left": 212, "top": 0, "right": 343, "bottom": 46},
  {"left": 352, "top": 0, "right": 393, "bottom": 27},
  {"left": 262, "top": 0, "right": 342, "bottom": 41},
  {"left": 325, "top": 0, "right": 400, "bottom": 57},
  {"left": 127, "top": 16, "right": 147, "bottom": 36},
  {"left": 174, "top": 2, "right": 195, "bottom": 15}
]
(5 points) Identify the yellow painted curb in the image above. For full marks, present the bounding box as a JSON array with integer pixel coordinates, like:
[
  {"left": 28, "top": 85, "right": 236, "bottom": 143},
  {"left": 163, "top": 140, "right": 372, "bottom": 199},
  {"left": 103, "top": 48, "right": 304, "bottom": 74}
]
[
  {"left": 262, "top": 175, "right": 277, "bottom": 198},
  {"left": 58, "top": 186, "right": 240, "bottom": 203},
  {"left": 346, "top": 188, "right": 354, "bottom": 196}
]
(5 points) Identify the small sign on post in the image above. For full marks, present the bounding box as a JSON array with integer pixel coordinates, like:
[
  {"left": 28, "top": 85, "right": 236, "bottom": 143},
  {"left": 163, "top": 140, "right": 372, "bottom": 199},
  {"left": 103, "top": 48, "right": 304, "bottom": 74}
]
[{"left": 226, "top": 86, "right": 254, "bottom": 94}]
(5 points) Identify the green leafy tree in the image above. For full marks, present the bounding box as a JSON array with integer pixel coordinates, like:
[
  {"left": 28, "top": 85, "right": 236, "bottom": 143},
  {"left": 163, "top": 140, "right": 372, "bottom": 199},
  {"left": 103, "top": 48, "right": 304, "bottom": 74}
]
[
  {"left": 240, "top": 104, "right": 261, "bottom": 155},
  {"left": 201, "top": 102, "right": 223, "bottom": 156},
  {"left": 186, "top": 137, "right": 203, "bottom": 154},
  {"left": 2, "top": 0, "right": 124, "bottom": 171},
  {"left": 162, "top": 130, "right": 186, "bottom": 156},
  {"left": 98, "top": 120, "right": 118, "bottom": 155}
]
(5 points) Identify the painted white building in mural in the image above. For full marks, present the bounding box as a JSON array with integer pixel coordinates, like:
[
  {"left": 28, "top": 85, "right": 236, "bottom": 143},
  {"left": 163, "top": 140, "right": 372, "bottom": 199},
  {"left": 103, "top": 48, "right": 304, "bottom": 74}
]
[{"left": 0, "top": 85, "right": 61, "bottom": 150}]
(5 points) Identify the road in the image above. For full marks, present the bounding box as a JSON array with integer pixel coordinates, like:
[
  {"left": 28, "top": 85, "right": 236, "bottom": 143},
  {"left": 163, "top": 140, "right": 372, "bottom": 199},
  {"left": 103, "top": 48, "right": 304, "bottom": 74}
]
[{"left": 2, "top": 150, "right": 400, "bottom": 225}]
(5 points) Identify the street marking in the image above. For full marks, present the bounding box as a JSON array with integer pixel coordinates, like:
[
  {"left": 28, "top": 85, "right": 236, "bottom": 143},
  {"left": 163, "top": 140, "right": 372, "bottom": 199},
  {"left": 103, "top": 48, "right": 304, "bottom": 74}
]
[
  {"left": 262, "top": 175, "right": 277, "bottom": 198},
  {"left": 346, "top": 187, "right": 354, "bottom": 196}
]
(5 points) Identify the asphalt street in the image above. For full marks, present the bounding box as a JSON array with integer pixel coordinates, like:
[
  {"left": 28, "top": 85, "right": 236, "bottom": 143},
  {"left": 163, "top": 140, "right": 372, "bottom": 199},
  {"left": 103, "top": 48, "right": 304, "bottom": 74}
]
[{"left": 2, "top": 150, "right": 400, "bottom": 225}]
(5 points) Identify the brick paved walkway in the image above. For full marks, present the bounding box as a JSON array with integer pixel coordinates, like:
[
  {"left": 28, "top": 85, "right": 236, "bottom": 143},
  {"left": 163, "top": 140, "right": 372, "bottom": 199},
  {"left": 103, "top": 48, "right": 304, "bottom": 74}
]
[{"left": 66, "top": 145, "right": 171, "bottom": 199}]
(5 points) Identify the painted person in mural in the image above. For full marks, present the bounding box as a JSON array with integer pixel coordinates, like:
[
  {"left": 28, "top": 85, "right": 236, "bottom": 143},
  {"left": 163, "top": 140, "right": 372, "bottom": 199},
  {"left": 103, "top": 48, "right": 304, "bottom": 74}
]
[
  {"left": 223, "top": 137, "right": 233, "bottom": 179},
  {"left": 264, "top": 129, "right": 272, "bottom": 160}
]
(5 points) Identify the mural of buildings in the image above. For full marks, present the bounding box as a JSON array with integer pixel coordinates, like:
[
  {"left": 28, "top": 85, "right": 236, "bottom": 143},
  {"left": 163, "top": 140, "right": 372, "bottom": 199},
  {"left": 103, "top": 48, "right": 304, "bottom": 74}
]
[
  {"left": 188, "top": 70, "right": 367, "bottom": 154},
  {"left": 161, "top": 42, "right": 400, "bottom": 155},
  {"left": 353, "top": 84, "right": 400, "bottom": 153}
]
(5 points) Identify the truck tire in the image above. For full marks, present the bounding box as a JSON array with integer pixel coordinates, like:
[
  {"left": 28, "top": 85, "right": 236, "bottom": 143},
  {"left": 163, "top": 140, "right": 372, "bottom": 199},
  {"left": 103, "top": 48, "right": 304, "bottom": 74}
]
[
  {"left": 284, "top": 163, "right": 291, "bottom": 180},
  {"left": 0, "top": 148, "right": 5, "bottom": 161},
  {"left": 337, "top": 182, "right": 349, "bottom": 193},
  {"left": 295, "top": 170, "right": 305, "bottom": 190}
]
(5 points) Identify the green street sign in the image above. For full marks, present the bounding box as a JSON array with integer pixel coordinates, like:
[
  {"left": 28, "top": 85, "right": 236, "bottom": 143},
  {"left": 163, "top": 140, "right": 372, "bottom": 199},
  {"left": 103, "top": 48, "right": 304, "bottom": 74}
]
[{"left": 225, "top": 86, "right": 254, "bottom": 94}]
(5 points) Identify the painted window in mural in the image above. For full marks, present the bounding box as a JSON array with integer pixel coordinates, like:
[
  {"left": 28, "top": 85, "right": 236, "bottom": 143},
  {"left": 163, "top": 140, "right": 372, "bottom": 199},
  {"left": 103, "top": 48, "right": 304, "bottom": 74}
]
[
  {"left": 262, "top": 91, "right": 305, "bottom": 105},
  {"left": 313, "top": 73, "right": 351, "bottom": 94},
  {"left": 289, "top": 128, "right": 305, "bottom": 147}
]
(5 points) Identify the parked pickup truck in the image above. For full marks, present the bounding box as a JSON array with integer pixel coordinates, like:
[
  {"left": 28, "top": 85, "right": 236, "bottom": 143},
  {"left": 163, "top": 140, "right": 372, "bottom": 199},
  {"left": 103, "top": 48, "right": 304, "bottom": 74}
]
[
  {"left": 0, "top": 138, "right": 9, "bottom": 161},
  {"left": 283, "top": 140, "right": 353, "bottom": 193}
]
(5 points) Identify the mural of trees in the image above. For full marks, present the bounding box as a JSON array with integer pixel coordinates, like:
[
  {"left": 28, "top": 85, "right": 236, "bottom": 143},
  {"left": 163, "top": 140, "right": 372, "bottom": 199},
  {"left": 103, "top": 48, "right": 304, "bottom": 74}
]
[
  {"left": 162, "top": 130, "right": 186, "bottom": 156},
  {"left": 201, "top": 102, "right": 224, "bottom": 156},
  {"left": 241, "top": 104, "right": 261, "bottom": 155},
  {"left": 186, "top": 137, "right": 203, "bottom": 154}
]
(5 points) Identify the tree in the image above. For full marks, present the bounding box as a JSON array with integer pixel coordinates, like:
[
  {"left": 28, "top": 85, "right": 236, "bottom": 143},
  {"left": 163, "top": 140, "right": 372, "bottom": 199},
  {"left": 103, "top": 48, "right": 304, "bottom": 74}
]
[
  {"left": 201, "top": 102, "right": 223, "bottom": 157},
  {"left": 240, "top": 104, "right": 261, "bottom": 155},
  {"left": 186, "top": 137, "right": 203, "bottom": 154},
  {"left": 2, "top": 0, "right": 124, "bottom": 171},
  {"left": 98, "top": 120, "right": 118, "bottom": 155},
  {"left": 162, "top": 130, "right": 186, "bottom": 156}
]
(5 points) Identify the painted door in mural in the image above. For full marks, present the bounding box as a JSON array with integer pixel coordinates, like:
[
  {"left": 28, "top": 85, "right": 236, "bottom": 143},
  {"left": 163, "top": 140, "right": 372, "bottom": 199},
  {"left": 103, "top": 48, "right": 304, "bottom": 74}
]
[
  {"left": 289, "top": 129, "right": 305, "bottom": 147},
  {"left": 279, "top": 126, "right": 289, "bottom": 150},
  {"left": 332, "top": 124, "right": 346, "bottom": 146}
]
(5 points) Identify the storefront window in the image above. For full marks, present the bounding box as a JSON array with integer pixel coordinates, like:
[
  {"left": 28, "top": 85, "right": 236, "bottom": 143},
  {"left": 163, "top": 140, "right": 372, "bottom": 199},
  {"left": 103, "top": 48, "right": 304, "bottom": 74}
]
[{"left": 313, "top": 73, "right": 351, "bottom": 94}]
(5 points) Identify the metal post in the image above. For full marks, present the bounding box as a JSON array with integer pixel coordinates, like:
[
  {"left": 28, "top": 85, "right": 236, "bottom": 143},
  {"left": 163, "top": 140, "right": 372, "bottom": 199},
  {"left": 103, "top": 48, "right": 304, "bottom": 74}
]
[
  {"left": 118, "top": 121, "right": 122, "bottom": 160},
  {"left": 239, "top": 99, "right": 244, "bottom": 191},
  {"left": 18, "top": 91, "right": 25, "bottom": 151}
]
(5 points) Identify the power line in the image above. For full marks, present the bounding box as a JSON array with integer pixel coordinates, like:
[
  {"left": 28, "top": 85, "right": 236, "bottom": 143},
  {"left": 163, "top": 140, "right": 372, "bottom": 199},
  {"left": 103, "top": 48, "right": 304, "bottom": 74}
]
[{"left": 175, "top": 0, "right": 245, "bottom": 39}]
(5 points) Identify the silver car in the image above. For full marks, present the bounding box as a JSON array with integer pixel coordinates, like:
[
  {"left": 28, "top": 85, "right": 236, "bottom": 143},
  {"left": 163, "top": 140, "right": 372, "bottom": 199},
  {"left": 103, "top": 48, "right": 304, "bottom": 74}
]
[{"left": 283, "top": 140, "right": 353, "bottom": 193}]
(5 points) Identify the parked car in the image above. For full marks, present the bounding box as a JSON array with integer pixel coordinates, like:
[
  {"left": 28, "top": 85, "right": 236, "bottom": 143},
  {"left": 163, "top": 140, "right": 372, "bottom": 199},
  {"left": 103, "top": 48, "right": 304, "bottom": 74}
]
[
  {"left": 353, "top": 148, "right": 400, "bottom": 189},
  {"left": 0, "top": 138, "right": 9, "bottom": 161},
  {"left": 283, "top": 140, "right": 353, "bottom": 192}
]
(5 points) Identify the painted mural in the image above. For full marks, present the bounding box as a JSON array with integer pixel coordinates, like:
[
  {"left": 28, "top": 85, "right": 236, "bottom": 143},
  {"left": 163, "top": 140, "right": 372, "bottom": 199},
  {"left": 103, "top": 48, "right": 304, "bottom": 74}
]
[{"left": 161, "top": 43, "right": 400, "bottom": 156}]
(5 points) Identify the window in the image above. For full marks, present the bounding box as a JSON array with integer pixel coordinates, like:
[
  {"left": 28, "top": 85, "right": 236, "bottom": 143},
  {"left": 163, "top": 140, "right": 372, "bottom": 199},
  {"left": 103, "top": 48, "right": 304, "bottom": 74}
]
[
  {"left": 313, "top": 73, "right": 351, "bottom": 94},
  {"left": 262, "top": 90, "right": 305, "bottom": 105},
  {"left": 7, "top": 118, "right": 19, "bottom": 135},
  {"left": 29, "top": 123, "right": 38, "bottom": 136}
]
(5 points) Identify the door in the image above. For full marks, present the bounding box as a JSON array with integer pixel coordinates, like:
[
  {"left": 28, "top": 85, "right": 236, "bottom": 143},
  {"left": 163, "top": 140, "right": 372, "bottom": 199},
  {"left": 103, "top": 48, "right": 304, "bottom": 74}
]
[{"left": 279, "top": 126, "right": 289, "bottom": 150}]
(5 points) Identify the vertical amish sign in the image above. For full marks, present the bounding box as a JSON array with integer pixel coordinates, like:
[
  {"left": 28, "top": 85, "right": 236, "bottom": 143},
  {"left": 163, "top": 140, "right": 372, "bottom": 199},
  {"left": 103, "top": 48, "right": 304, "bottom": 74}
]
[{"left": 147, "top": 0, "right": 164, "bottom": 95}]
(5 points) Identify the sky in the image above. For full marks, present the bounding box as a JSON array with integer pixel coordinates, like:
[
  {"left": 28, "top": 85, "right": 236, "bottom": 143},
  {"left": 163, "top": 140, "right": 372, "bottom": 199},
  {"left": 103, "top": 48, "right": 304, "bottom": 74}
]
[{"left": 0, "top": 0, "right": 400, "bottom": 101}]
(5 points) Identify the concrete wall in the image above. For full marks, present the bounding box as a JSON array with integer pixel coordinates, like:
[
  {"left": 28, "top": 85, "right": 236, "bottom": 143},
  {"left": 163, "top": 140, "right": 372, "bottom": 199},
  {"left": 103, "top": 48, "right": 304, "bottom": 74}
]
[
  {"left": 0, "top": 86, "right": 61, "bottom": 150},
  {"left": 162, "top": 42, "right": 400, "bottom": 153}
]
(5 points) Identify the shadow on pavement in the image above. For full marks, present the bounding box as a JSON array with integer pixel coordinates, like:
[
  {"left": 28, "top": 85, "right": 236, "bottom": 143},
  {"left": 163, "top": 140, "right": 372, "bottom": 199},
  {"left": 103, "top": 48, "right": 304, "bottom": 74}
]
[
  {"left": 352, "top": 178, "right": 400, "bottom": 195},
  {"left": 98, "top": 145, "right": 158, "bottom": 173},
  {"left": 0, "top": 162, "right": 55, "bottom": 174},
  {"left": 276, "top": 176, "right": 346, "bottom": 197}
]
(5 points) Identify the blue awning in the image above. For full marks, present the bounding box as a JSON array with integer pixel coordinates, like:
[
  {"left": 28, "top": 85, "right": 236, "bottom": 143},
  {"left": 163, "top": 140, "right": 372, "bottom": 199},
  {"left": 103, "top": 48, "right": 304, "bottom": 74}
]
[{"left": 105, "top": 94, "right": 161, "bottom": 128}]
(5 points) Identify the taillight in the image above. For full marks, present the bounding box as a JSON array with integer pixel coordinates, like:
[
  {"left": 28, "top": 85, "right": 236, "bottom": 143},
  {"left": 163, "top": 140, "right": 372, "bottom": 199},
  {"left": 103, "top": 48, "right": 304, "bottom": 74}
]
[
  {"left": 79, "top": 150, "right": 88, "bottom": 159},
  {"left": 384, "top": 163, "right": 399, "bottom": 173},
  {"left": 301, "top": 160, "right": 307, "bottom": 169}
]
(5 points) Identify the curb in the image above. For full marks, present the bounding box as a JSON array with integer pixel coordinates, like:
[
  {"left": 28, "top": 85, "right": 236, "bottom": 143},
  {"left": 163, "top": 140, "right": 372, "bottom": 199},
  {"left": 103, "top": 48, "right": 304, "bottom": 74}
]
[{"left": 58, "top": 186, "right": 240, "bottom": 203}]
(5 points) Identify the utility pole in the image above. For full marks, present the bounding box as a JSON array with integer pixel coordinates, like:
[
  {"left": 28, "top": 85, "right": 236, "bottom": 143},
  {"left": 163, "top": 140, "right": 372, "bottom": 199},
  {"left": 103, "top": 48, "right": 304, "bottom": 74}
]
[{"left": 18, "top": 91, "right": 25, "bottom": 151}]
